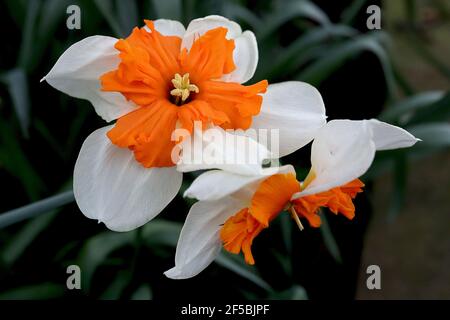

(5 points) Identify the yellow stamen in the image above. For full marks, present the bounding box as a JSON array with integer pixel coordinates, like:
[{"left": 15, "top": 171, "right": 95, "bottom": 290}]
[
  {"left": 170, "top": 73, "right": 199, "bottom": 105},
  {"left": 289, "top": 205, "right": 304, "bottom": 231}
]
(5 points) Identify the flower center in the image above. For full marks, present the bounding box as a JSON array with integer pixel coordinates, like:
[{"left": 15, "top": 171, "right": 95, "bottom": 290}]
[
  {"left": 100, "top": 20, "right": 268, "bottom": 168},
  {"left": 170, "top": 73, "right": 199, "bottom": 106}
]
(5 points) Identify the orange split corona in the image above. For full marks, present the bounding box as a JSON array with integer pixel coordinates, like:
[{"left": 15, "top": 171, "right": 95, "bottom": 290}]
[
  {"left": 220, "top": 172, "right": 364, "bottom": 265},
  {"left": 101, "top": 20, "right": 268, "bottom": 168}
]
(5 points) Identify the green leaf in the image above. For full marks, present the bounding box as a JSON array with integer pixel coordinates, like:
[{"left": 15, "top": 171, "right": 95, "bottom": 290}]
[
  {"left": 150, "top": 0, "right": 182, "bottom": 21},
  {"left": 115, "top": 0, "right": 138, "bottom": 33},
  {"left": 215, "top": 252, "right": 272, "bottom": 291},
  {"left": 340, "top": 0, "right": 369, "bottom": 25},
  {"left": 38, "top": 0, "right": 73, "bottom": 37},
  {"left": 270, "top": 249, "right": 292, "bottom": 278},
  {"left": 17, "top": 0, "right": 41, "bottom": 71},
  {"left": 131, "top": 285, "right": 153, "bottom": 300},
  {"left": 405, "top": 32, "right": 450, "bottom": 80},
  {"left": 406, "top": 93, "right": 450, "bottom": 125},
  {"left": 93, "top": 0, "right": 125, "bottom": 37},
  {"left": 141, "top": 220, "right": 182, "bottom": 247},
  {"left": 0, "top": 283, "right": 65, "bottom": 300},
  {"left": 78, "top": 231, "right": 136, "bottom": 292},
  {"left": 320, "top": 213, "right": 342, "bottom": 263},
  {"left": 4, "top": 0, "right": 27, "bottom": 27},
  {"left": 0, "top": 191, "right": 73, "bottom": 229},
  {"left": 33, "top": 118, "right": 64, "bottom": 159},
  {"left": 258, "top": 0, "right": 330, "bottom": 39},
  {"left": 31, "top": 0, "right": 74, "bottom": 72},
  {"left": 268, "top": 284, "right": 308, "bottom": 300},
  {"left": 223, "top": 2, "right": 263, "bottom": 30},
  {"left": 0, "top": 211, "right": 57, "bottom": 266},
  {"left": 279, "top": 213, "right": 293, "bottom": 255},
  {"left": 265, "top": 24, "right": 357, "bottom": 79},
  {"left": 1, "top": 68, "right": 31, "bottom": 138},
  {"left": 388, "top": 154, "right": 408, "bottom": 221},
  {"left": 0, "top": 120, "right": 45, "bottom": 200},
  {"left": 100, "top": 270, "right": 130, "bottom": 300},
  {"left": 296, "top": 31, "right": 397, "bottom": 99},
  {"left": 380, "top": 91, "right": 445, "bottom": 124},
  {"left": 408, "top": 123, "right": 450, "bottom": 148}
]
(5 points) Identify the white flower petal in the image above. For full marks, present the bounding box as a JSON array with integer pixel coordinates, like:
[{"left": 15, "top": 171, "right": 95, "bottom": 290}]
[
  {"left": 184, "top": 165, "right": 295, "bottom": 201},
  {"left": 164, "top": 197, "right": 245, "bottom": 279},
  {"left": 181, "top": 15, "right": 242, "bottom": 50},
  {"left": 220, "top": 31, "right": 258, "bottom": 84},
  {"left": 292, "top": 120, "right": 376, "bottom": 199},
  {"left": 367, "top": 119, "right": 419, "bottom": 150},
  {"left": 177, "top": 126, "right": 271, "bottom": 176},
  {"left": 42, "top": 36, "right": 137, "bottom": 122},
  {"left": 153, "top": 19, "right": 186, "bottom": 37},
  {"left": 73, "top": 126, "right": 182, "bottom": 232},
  {"left": 252, "top": 81, "right": 327, "bottom": 158}
]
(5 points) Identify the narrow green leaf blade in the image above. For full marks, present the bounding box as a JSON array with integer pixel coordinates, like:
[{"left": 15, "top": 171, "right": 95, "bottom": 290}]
[
  {"left": 215, "top": 252, "right": 272, "bottom": 292},
  {"left": 1, "top": 68, "right": 31, "bottom": 138}
]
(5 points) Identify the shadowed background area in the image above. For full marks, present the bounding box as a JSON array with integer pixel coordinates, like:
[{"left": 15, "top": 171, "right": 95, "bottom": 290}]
[{"left": 0, "top": 0, "right": 449, "bottom": 300}]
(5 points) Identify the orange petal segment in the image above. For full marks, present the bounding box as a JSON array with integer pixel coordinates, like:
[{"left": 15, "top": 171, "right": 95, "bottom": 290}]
[
  {"left": 220, "top": 208, "right": 265, "bottom": 265},
  {"left": 220, "top": 173, "right": 301, "bottom": 264},
  {"left": 250, "top": 173, "right": 301, "bottom": 226},
  {"left": 107, "top": 100, "right": 179, "bottom": 167},
  {"left": 101, "top": 21, "right": 182, "bottom": 107},
  {"left": 177, "top": 100, "right": 230, "bottom": 133},
  {"left": 325, "top": 179, "right": 365, "bottom": 219},
  {"left": 292, "top": 179, "right": 365, "bottom": 226},
  {"left": 199, "top": 80, "right": 268, "bottom": 130},
  {"left": 180, "top": 27, "right": 236, "bottom": 82}
]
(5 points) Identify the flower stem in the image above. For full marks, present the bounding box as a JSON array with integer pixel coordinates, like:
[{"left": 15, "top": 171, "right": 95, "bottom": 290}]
[{"left": 0, "top": 190, "right": 74, "bottom": 229}]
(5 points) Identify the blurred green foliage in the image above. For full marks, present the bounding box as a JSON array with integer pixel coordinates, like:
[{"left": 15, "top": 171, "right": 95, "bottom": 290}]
[{"left": 0, "top": 0, "right": 449, "bottom": 300}]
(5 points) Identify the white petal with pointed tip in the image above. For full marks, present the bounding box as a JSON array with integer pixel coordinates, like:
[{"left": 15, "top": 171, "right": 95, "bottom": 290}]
[
  {"left": 252, "top": 81, "right": 327, "bottom": 158},
  {"left": 292, "top": 120, "right": 376, "bottom": 199},
  {"left": 181, "top": 15, "right": 242, "bottom": 50},
  {"left": 220, "top": 31, "right": 258, "bottom": 84},
  {"left": 367, "top": 119, "right": 419, "bottom": 150},
  {"left": 73, "top": 126, "right": 183, "bottom": 232},
  {"left": 164, "top": 197, "right": 246, "bottom": 279},
  {"left": 42, "top": 36, "right": 138, "bottom": 122},
  {"left": 184, "top": 165, "right": 295, "bottom": 202},
  {"left": 177, "top": 126, "right": 271, "bottom": 176}
]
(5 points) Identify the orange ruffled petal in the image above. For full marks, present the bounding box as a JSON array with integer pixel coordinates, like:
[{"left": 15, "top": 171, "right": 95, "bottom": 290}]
[
  {"left": 250, "top": 173, "right": 301, "bottom": 226},
  {"left": 220, "top": 173, "right": 301, "bottom": 264},
  {"left": 292, "top": 179, "right": 365, "bottom": 227},
  {"left": 107, "top": 100, "right": 179, "bottom": 167},
  {"left": 220, "top": 208, "right": 265, "bottom": 265}
]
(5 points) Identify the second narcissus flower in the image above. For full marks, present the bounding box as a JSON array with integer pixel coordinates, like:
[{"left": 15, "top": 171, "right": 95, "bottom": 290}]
[
  {"left": 42, "top": 15, "right": 326, "bottom": 231},
  {"left": 165, "top": 119, "right": 419, "bottom": 279}
]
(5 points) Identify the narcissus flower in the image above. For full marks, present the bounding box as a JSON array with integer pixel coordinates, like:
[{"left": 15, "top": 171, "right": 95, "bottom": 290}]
[
  {"left": 42, "top": 16, "right": 326, "bottom": 231},
  {"left": 164, "top": 119, "right": 418, "bottom": 279}
]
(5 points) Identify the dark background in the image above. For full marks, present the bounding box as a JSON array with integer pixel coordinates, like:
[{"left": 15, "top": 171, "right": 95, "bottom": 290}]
[{"left": 0, "top": 0, "right": 449, "bottom": 300}]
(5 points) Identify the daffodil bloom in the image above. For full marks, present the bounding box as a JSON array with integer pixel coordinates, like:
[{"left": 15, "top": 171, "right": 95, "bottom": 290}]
[
  {"left": 165, "top": 119, "right": 419, "bottom": 279},
  {"left": 42, "top": 15, "right": 326, "bottom": 231}
]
